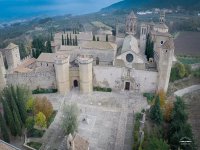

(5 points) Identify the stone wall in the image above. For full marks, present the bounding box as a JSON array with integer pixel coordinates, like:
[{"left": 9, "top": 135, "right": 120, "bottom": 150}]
[
  {"left": 6, "top": 67, "right": 56, "bottom": 90},
  {"left": 93, "top": 66, "right": 158, "bottom": 93}
]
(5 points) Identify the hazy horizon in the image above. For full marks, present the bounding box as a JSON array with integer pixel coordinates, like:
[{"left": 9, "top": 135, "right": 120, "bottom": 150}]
[{"left": 0, "top": 0, "right": 120, "bottom": 22}]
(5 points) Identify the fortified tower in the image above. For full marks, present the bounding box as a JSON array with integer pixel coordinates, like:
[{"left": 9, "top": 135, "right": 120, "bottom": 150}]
[
  {"left": 0, "top": 52, "right": 6, "bottom": 90},
  {"left": 5, "top": 43, "right": 21, "bottom": 70},
  {"left": 139, "top": 23, "right": 148, "bottom": 52},
  {"left": 77, "top": 55, "right": 93, "bottom": 94},
  {"left": 55, "top": 54, "right": 70, "bottom": 94},
  {"left": 126, "top": 11, "right": 137, "bottom": 35},
  {"left": 157, "top": 39, "right": 174, "bottom": 92}
]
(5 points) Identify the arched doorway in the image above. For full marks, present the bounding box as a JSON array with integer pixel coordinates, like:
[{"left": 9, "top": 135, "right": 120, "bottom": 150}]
[{"left": 73, "top": 80, "right": 78, "bottom": 88}]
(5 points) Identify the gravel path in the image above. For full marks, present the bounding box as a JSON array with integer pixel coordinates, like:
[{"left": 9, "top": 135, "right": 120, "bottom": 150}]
[{"left": 174, "top": 84, "right": 200, "bottom": 97}]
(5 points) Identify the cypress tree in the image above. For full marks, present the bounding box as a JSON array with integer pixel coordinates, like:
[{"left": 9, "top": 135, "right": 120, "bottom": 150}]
[
  {"left": 67, "top": 34, "right": 69, "bottom": 45},
  {"left": 51, "top": 32, "right": 54, "bottom": 41},
  {"left": 16, "top": 86, "right": 28, "bottom": 124},
  {"left": 2, "top": 100, "right": 17, "bottom": 136},
  {"left": 70, "top": 33, "right": 72, "bottom": 45},
  {"left": 46, "top": 40, "right": 52, "bottom": 53},
  {"left": 75, "top": 35, "right": 78, "bottom": 46},
  {"left": 73, "top": 39, "right": 75, "bottom": 46},
  {"left": 0, "top": 112, "right": 10, "bottom": 143},
  {"left": 13, "top": 111, "right": 22, "bottom": 136},
  {"left": 106, "top": 34, "right": 108, "bottom": 42},
  {"left": 93, "top": 35, "right": 96, "bottom": 41},
  {"left": 62, "top": 34, "right": 64, "bottom": 45},
  {"left": 64, "top": 37, "right": 67, "bottom": 46}
]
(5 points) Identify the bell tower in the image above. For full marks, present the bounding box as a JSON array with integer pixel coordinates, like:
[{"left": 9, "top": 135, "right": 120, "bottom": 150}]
[
  {"left": 126, "top": 11, "right": 137, "bottom": 35},
  {"left": 159, "top": 10, "right": 165, "bottom": 24}
]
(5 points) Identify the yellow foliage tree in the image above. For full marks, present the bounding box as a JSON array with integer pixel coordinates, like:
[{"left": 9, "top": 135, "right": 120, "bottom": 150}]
[
  {"left": 26, "top": 97, "right": 35, "bottom": 112},
  {"left": 35, "top": 112, "right": 47, "bottom": 128},
  {"left": 158, "top": 89, "right": 166, "bottom": 108},
  {"left": 164, "top": 102, "right": 173, "bottom": 122},
  {"left": 34, "top": 96, "right": 53, "bottom": 120}
]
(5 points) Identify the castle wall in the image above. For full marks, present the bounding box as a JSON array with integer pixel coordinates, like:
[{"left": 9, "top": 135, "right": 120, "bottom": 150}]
[
  {"left": 59, "top": 49, "right": 115, "bottom": 65},
  {"left": 93, "top": 66, "right": 158, "bottom": 93},
  {"left": 6, "top": 67, "right": 56, "bottom": 90}
]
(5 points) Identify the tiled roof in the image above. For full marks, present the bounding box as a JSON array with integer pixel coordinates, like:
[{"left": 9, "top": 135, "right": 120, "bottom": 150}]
[
  {"left": 81, "top": 41, "right": 117, "bottom": 50},
  {"left": 74, "top": 134, "right": 89, "bottom": 150},
  {"left": 37, "top": 53, "right": 56, "bottom": 63}
]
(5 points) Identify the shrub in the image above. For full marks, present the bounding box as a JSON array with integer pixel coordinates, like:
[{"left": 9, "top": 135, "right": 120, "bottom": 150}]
[
  {"left": 32, "top": 88, "right": 57, "bottom": 94},
  {"left": 27, "top": 142, "right": 42, "bottom": 150},
  {"left": 143, "top": 93, "right": 155, "bottom": 104},
  {"left": 27, "top": 128, "right": 45, "bottom": 138},
  {"left": 25, "top": 117, "right": 35, "bottom": 130},
  {"left": 93, "top": 86, "right": 112, "bottom": 92},
  {"left": 35, "top": 112, "right": 47, "bottom": 129},
  {"left": 62, "top": 104, "right": 79, "bottom": 135},
  {"left": 170, "top": 62, "right": 187, "bottom": 82}
]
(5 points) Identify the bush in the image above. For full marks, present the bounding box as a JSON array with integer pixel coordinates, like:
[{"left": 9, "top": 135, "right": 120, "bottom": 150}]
[
  {"left": 27, "top": 128, "right": 45, "bottom": 138},
  {"left": 93, "top": 86, "right": 112, "bottom": 92},
  {"left": 35, "top": 112, "right": 47, "bottom": 129},
  {"left": 32, "top": 88, "right": 57, "bottom": 94},
  {"left": 25, "top": 117, "right": 34, "bottom": 130},
  {"left": 47, "top": 111, "right": 57, "bottom": 127},
  {"left": 170, "top": 62, "right": 187, "bottom": 82},
  {"left": 143, "top": 93, "right": 155, "bottom": 104}
]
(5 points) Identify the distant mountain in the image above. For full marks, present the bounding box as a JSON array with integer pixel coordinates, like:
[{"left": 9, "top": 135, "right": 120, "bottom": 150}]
[{"left": 101, "top": 0, "right": 200, "bottom": 12}]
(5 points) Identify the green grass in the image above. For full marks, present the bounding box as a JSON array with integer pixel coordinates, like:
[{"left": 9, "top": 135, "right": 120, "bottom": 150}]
[
  {"left": 177, "top": 56, "right": 200, "bottom": 64},
  {"left": 27, "top": 142, "right": 42, "bottom": 150}
]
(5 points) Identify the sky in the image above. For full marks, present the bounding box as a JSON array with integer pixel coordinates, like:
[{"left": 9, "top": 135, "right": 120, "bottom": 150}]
[{"left": 0, "top": 0, "right": 120, "bottom": 22}]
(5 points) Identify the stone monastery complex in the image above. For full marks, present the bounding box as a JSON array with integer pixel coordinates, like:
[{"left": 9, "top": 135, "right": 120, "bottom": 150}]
[{"left": 0, "top": 11, "right": 175, "bottom": 94}]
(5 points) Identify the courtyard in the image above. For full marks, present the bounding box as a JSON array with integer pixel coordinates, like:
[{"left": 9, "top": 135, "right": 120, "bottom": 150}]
[{"left": 39, "top": 90, "right": 148, "bottom": 150}]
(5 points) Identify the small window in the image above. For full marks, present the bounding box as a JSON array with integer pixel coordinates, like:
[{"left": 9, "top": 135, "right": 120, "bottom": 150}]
[
  {"left": 161, "top": 41, "right": 164, "bottom": 45},
  {"left": 166, "top": 50, "right": 168, "bottom": 53},
  {"left": 47, "top": 63, "right": 48, "bottom": 66}
]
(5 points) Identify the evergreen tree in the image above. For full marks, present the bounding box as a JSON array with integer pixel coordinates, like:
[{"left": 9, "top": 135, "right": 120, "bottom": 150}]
[
  {"left": 32, "top": 49, "right": 36, "bottom": 58},
  {"left": 13, "top": 110, "right": 22, "bottom": 136},
  {"left": 93, "top": 35, "right": 96, "bottom": 41},
  {"left": 16, "top": 86, "right": 28, "bottom": 123},
  {"left": 70, "top": 33, "right": 72, "bottom": 45},
  {"left": 75, "top": 35, "right": 78, "bottom": 46},
  {"left": 150, "top": 96, "right": 163, "bottom": 125},
  {"left": 106, "top": 34, "right": 109, "bottom": 42},
  {"left": 0, "top": 112, "right": 10, "bottom": 143},
  {"left": 2, "top": 100, "right": 17, "bottom": 136},
  {"left": 145, "top": 34, "right": 154, "bottom": 61},
  {"left": 67, "top": 34, "right": 69, "bottom": 45},
  {"left": 168, "top": 97, "right": 195, "bottom": 149},
  {"left": 61, "top": 34, "right": 64, "bottom": 45},
  {"left": 46, "top": 40, "right": 52, "bottom": 53},
  {"left": 73, "top": 39, "right": 75, "bottom": 46},
  {"left": 19, "top": 43, "right": 27, "bottom": 59}
]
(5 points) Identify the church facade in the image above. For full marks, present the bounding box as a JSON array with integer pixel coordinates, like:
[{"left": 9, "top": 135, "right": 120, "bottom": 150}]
[{"left": 0, "top": 11, "right": 174, "bottom": 94}]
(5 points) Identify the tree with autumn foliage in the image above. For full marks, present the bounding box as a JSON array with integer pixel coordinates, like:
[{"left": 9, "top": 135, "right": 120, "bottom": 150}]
[
  {"left": 158, "top": 89, "right": 166, "bottom": 108},
  {"left": 164, "top": 102, "right": 173, "bottom": 122},
  {"left": 34, "top": 96, "right": 53, "bottom": 120}
]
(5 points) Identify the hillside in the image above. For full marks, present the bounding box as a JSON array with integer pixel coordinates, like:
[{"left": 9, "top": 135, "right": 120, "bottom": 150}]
[{"left": 101, "top": 0, "right": 200, "bottom": 12}]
